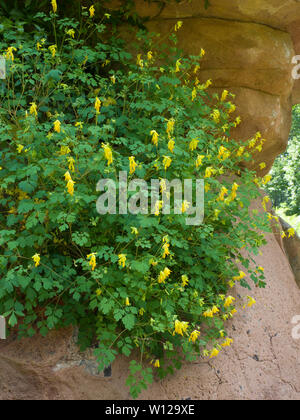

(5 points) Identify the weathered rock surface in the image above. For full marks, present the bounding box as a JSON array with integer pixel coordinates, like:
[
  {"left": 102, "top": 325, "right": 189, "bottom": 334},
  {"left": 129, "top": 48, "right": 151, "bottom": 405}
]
[
  {"left": 110, "top": 0, "right": 300, "bottom": 174},
  {"left": 1, "top": 225, "right": 300, "bottom": 400}
]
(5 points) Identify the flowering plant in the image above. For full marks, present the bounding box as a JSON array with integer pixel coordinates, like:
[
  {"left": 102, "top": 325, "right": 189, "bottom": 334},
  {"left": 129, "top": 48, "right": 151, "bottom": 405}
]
[{"left": 0, "top": 4, "right": 271, "bottom": 397}]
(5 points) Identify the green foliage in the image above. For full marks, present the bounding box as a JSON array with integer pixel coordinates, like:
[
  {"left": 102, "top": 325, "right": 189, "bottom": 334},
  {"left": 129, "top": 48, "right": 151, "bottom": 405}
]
[
  {"left": 266, "top": 104, "right": 300, "bottom": 216},
  {"left": 0, "top": 5, "right": 269, "bottom": 398}
]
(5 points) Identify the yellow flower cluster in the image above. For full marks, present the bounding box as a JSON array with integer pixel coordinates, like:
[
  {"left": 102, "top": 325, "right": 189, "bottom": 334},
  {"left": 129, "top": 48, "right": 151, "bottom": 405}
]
[
  {"left": 102, "top": 143, "right": 113, "bottom": 166},
  {"left": 32, "top": 253, "right": 41, "bottom": 267},
  {"left": 174, "top": 319, "right": 189, "bottom": 336},
  {"left": 87, "top": 253, "right": 97, "bottom": 271},
  {"left": 162, "top": 236, "right": 170, "bottom": 259},
  {"left": 118, "top": 254, "right": 127, "bottom": 268},
  {"left": 6, "top": 46, "right": 17, "bottom": 61},
  {"left": 129, "top": 156, "right": 138, "bottom": 175},
  {"left": 158, "top": 267, "right": 171, "bottom": 284},
  {"left": 64, "top": 171, "right": 75, "bottom": 196}
]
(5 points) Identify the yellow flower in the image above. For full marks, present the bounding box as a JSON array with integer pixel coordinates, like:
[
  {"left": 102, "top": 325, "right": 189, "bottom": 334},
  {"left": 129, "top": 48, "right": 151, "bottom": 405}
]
[
  {"left": 154, "top": 200, "right": 163, "bottom": 216},
  {"left": 66, "top": 29, "right": 75, "bottom": 38},
  {"left": 154, "top": 359, "right": 160, "bottom": 368},
  {"left": 110, "top": 75, "right": 116, "bottom": 84},
  {"left": 118, "top": 254, "right": 126, "bottom": 268},
  {"left": 262, "top": 196, "right": 270, "bottom": 211},
  {"left": 87, "top": 253, "right": 97, "bottom": 271},
  {"left": 205, "top": 166, "right": 214, "bottom": 178},
  {"left": 228, "top": 102, "right": 236, "bottom": 113},
  {"left": 29, "top": 102, "right": 38, "bottom": 117},
  {"left": 200, "top": 48, "right": 205, "bottom": 57},
  {"left": 194, "top": 65, "right": 200, "bottom": 74},
  {"left": 181, "top": 275, "right": 189, "bottom": 287},
  {"left": 262, "top": 175, "right": 272, "bottom": 185},
  {"left": 162, "top": 242, "right": 170, "bottom": 259},
  {"left": 150, "top": 130, "right": 159, "bottom": 146},
  {"left": 234, "top": 116, "right": 242, "bottom": 127},
  {"left": 211, "top": 109, "right": 220, "bottom": 123},
  {"left": 218, "top": 186, "right": 228, "bottom": 201},
  {"left": 174, "top": 320, "right": 189, "bottom": 336},
  {"left": 224, "top": 295, "right": 235, "bottom": 308},
  {"left": 233, "top": 271, "right": 246, "bottom": 281},
  {"left": 64, "top": 171, "right": 72, "bottom": 181},
  {"left": 209, "top": 348, "right": 219, "bottom": 358},
  {"left": 147, "top": 51, "right": 153, "bottom": 61},
  {"left": 218, "top": 146, "right": 230, "bottom": 160},
  {"left": 230, "top": 308, "right": 237, "bottom": 315},
  {"left": 129, "top": 156, "right": 138, "bottom": 175},
  {"left": 247, "top": 296, "right": 256, "bottom": 308},
  {"left": 192, "top": 87, "right": 197, "bottom": 101},
  {"left": 174, "top": 21, "right": 183, "bottom": 31},
  {"left": 203, "top": 79, "right": 212, "bottom": 89},
  {"left": 66, "top": 179, "right": 75, "bottom": 196},
  {"left": 125, "top": 297, "right": 130, "bottom": 306},
  {"left": 281, "top": 231, "right": 287, "bottom": 239},
  {"left": 259, "top": 162, "right": 266, "bottom": 170},
  {"left": 32, "top": 253, "right": 41, "bottom": 267},
  {"left": 222, "top": 338, "right": 233, "bottom": 347},
  {"left": 139, "top": 308, "right": 145, "bottom": 316},
  {"left": 228, "top": 280, "right": 235, "bottom": 288},
  {"left": 232, "top": 183, "right": 239, "bottom": 193},
  {"left": 89, "top": 5, "right": 95, "bottom": 17},
  {"left": 54, "top": 120, "right": 61, "bottom": 133},
  {"left": 236, "top": 146, "right": 245, "bottom": 157},
  {"left": 175, "top": 59, "right": 181, "bottom": 73},
  {"left": 168, "top": 139, "right": 175, "bottom": 153},
  {"left": 17, "top": 144, "right": 24, "bottom": 153},
  {"left": 163, "top": 156, "right": 172, "bottom": 171},
  {"left": 102, "top": 143, "right": 113, "bottom": 166},
  {"left": 5, "top": 46, "right": 17, "bottom": 61},
  {"left": 60, "top": 146, "right": 71, "bottom": 156},
  {"left": 196, "top": 155, "right": 205, "bottom": 168},
  {"left": 131, "top": 227, "right": 138, "bottom": 235},
  {"left": 181, "top": 200, "right": 190, "bottom": 213},
  {"left": 258, "top": 266, "right": 264, "bottom": 272},
  {"left": 158, "top": 267, "right": 171, "bottom": 284},
  {"left": 68, "top": 157, "right": 75, "bottom": 172},
  {"left": 212, "top": 305, "right": 219, "bottom": 314},
  {"left": 95, "top": 97, "right": 101, "bottom": 113},
  {"left": 49, "top": 45, "right": 57, "bottom": 58},
  {"left": 166, "top": 118, "right": 175, "bottom": 135},
  {"left": 288, "top": 228, "right": 295, "bottom": 238},
  {"left": 189, "top": 330, "right": 201, "bottom": 343},
  {"left": 221, "top": 90, "right": 228, "bottom": 102},
  {"left": 36, "top": 41, "right": 42, "bottom": 51},
  {"left": 51, "top": 0, "right": 57, "bottom": 13},
  {"left": 203, "top": 309, "right": 214, "bottom": 318},
  {"left": 189, "top": 138, "right": 199, "bottom": 152},
  {"left": 75, "top": 121, "right": 83, "bottom": 129},
  {"left": 96, "top": 288, "right": 102, "bottom": 297}
]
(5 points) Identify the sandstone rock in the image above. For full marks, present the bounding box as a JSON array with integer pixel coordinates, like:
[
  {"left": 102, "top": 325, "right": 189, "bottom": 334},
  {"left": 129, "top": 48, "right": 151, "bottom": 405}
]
[
  {"left": 1, "top": 223, "right": 300, "bottom": 400},
  {"left": 111, "top": 0, "right": 300, "bottom": 175}
]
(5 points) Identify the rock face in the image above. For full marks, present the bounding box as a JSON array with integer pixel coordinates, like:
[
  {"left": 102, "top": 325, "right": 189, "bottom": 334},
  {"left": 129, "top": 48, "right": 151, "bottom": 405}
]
[
  {"left": 1, "top": 224, "right": 300, "bottom": 400},
  {"left": 110, "top": 0, "right": 300, "bottom": 174}
]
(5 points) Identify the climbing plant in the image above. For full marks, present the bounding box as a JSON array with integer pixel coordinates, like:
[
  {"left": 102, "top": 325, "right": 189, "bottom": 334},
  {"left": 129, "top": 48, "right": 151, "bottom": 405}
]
[{"left": 0, "top": 2, "right": 271, "bottom": 398}]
